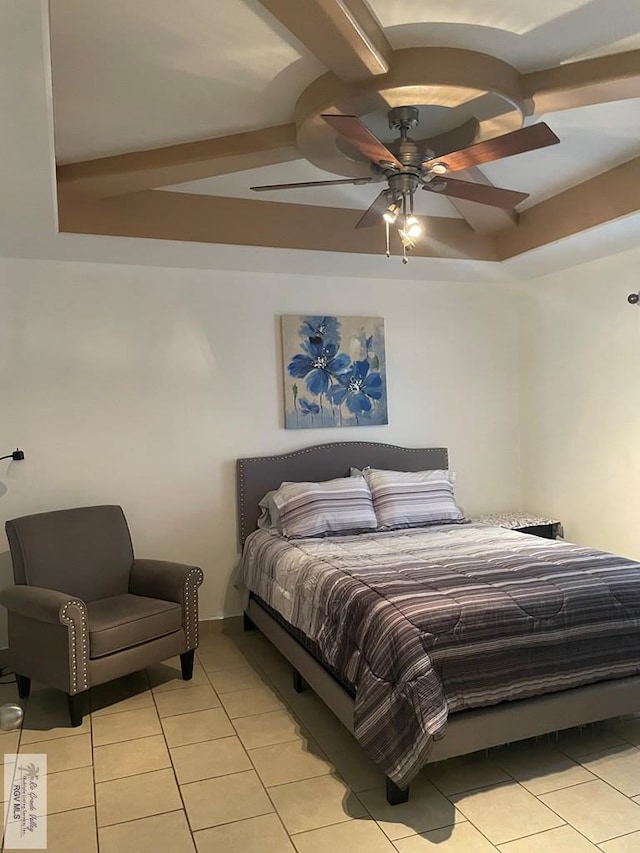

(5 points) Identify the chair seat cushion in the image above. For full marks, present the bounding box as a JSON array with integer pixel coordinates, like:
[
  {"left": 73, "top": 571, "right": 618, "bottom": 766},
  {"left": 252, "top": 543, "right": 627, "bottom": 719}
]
[{"left": 86, "top": 594, "right": 182, "bottom": 659}]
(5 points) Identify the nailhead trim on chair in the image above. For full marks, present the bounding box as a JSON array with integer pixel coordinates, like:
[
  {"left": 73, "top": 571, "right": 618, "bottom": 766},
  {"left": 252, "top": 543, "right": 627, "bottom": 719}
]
[
  {"left": 60, "top": 600, "right": 89, "bottom": 694},
  {"left": 184, "top": 567, "right": 204, "bottom": 649}
]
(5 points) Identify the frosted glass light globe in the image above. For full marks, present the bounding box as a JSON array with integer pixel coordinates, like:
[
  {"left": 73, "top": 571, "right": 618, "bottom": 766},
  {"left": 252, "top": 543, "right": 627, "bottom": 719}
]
[{"left": 0, "top": 703, "right": 24, "bottom": 731}]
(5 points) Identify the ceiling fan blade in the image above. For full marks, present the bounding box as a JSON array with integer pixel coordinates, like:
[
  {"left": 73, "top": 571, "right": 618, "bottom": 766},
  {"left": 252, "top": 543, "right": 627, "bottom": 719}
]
[
  {"left": 424, "top": 177, "right": 529, "bottom": 208},
  {"left": 250, "top": 177, "right": 374, "bottom": 192},
  {"left": 355, "top": 190, "right": 391, "bottom": 228},
  {"left": 416, "top": 117, "right": 480, "bottom": 159},
  {"left": 322, "top": 114, "right": 403, "bottom": 170},
  {"left": 423, "top": 123, "right": 560, "bottom": 172}
]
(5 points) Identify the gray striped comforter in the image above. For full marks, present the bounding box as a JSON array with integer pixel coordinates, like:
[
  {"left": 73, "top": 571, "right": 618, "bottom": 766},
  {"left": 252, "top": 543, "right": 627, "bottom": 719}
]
[{"left": 237, "top": 524, "right": 640, "bottom": 788}]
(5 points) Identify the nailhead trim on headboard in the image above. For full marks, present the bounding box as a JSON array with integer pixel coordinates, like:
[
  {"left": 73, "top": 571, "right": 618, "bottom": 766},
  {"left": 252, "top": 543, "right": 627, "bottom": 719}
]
[{"left": 237, "top": 442, "right": 449, "bottom": 545}]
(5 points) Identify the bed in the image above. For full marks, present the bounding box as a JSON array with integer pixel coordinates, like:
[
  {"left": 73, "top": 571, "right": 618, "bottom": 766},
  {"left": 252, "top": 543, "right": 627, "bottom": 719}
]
[{"left": 236, "top": 441, "right": 640, "bottom": 805}]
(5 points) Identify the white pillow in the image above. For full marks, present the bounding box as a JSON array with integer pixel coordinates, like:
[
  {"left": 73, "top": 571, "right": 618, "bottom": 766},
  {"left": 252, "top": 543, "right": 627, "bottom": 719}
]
[
  {"left": 363, "top": 468, "right": 464, "bottom": 529},
  {"left": 272, "top": 475, "right": 377, "bottom": 539}
]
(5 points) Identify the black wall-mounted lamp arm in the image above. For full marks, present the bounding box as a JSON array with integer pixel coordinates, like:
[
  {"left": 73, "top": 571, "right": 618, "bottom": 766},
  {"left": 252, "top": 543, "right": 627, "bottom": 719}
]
[{"left": 0, "top": 449, "right": 25, "bottom": 462}]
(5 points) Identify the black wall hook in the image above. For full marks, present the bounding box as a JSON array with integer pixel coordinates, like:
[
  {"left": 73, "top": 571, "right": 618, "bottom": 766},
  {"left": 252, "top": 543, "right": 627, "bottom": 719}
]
[
  {"left": 0, "top": 449, "right": 25, "bottom": 462},
  {"left": 628, "top": 292, "right": 639, "bottom": 305}
]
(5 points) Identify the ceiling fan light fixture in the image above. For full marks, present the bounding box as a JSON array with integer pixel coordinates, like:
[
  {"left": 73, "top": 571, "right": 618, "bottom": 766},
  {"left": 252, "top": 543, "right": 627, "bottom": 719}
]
[
  {"left": 383, "top": 202, "right": 400, "bottom": 224},
  {"left": 398, "top": 228, "right": 417, "bottom": 250},
  {"left": 430, "top": 162, "right": 449, "bottom": 175},
  {"left": 405, "top": 214, "right": 422, "bottom": 238}
]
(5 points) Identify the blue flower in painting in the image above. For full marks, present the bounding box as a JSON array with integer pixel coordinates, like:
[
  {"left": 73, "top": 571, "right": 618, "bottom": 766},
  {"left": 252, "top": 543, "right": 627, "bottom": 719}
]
[
  {"left": 298, "top": 398, "right": 320, "bottom": 416},
  {"left": 299, "top": 316, "right": 340, "bottom": 346},
  {"left": 288, "top": 339, "right": 351, "bottom": 395},
  {"left": 327, "top": 360, "right": 383, "bottom": 414}
]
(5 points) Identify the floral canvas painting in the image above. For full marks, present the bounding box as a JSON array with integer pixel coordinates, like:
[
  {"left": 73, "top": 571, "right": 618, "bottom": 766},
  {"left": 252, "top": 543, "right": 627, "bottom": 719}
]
[{"left": 282, "top": 315, "right": 388, "bottom": 429}]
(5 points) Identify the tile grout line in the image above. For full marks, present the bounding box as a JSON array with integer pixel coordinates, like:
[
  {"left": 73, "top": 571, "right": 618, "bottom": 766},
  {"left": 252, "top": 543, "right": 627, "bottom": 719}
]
[
  {"left": 189, "top": 646, "right": 640, "bottom": 849},
  {"left": 88, "top": 690, "right": 100, "bottom": 853},
  {"left": 430, "top": 750, "right": 632, "bottom": 851},
  {"left": 425, "top": 769, "right": 514, "bottom": 852},
  {"left": 599, "top": 825, "right": 640, "bottom": 844},
  {"left": 516, "top": 776, "right": 629, "bottom": 850},
  {"left": 242, "top": 654, "right": 427, "bottom": 842},
  {"left": 92, "top": 669, "right": 187, "bottom": 838},
  {"left": 198, "top": 639, "right": 305, "bottom": 842},
  {"left": 223, "top": 652, "right": 307, "bottom": 846},
  {"left": 404, "top": 727, "right": 640, "bottom": 849},
  {"left": 232, "top": 638, "right": 422, "bottom": 841},
  {"left": 96, "top": 807, "right": 184, "bottom": 833},
  {"left": 144, "top": 666, "right": 196, "bottom": 845},
  {"left": 218, "top": 635, "right": 374, "bottom": 845}
]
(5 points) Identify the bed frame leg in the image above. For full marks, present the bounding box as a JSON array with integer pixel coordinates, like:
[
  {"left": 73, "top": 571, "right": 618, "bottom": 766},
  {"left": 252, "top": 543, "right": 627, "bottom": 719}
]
[
  {"left": 243, "top": 612, "right": 256, "bottom": 632},
  {"left": 293, "top": 669, "right": 307, "bottom": 693},
  {"left": 386, "top": 777, "right": 409, "bottom": 806}
]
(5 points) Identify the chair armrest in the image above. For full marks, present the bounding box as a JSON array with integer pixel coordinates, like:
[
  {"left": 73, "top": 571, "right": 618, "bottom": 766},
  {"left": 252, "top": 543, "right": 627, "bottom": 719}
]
[
  {"left": 129, "top": 560, "right": 203, "bottom": 650},
  {"left": 129, "top": 560, "right": 203, "bottom": 604},
  {"left": 0, "top": 585, "right": 87, "bottom": 625},
  {"left": 0, "top": 585, "right": 90, "bottom": 695}
]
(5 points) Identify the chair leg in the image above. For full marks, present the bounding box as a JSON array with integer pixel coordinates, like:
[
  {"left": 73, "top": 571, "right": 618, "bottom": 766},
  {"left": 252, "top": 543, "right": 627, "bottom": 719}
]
[
  {"left": 386, "top": 776, "right": 409, "bottom": 805},
  {"left": 67, "top": 693, "right": 83, "bottom": 728},
  {"left": 15, "top": 675, "right": 31, "bottom": 699},
  {"left": 180, "top": 649, "right": 195, "bottom": 681}
]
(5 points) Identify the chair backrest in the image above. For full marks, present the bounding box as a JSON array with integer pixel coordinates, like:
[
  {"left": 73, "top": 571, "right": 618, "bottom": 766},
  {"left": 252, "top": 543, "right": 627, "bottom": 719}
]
[{"left": 5, "top": 505, "right": 134, "bottom": 602}]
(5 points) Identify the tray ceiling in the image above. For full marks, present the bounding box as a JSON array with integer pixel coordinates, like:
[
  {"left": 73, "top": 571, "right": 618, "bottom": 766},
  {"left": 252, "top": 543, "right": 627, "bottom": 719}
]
[{"left": 49, "top": 0, "right": 640, "bottom": 269}]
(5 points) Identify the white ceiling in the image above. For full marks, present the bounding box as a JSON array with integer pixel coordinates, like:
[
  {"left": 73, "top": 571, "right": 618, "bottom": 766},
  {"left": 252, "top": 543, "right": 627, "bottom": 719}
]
[
  {"left": 49, "top": 0, "right": 325, "bottom": 162},
  {"left": 486, "top": 101, "right": 640, "bottom": 209},
  {"left": 367, "top": 0, "right": 640, "bottom": 69}
]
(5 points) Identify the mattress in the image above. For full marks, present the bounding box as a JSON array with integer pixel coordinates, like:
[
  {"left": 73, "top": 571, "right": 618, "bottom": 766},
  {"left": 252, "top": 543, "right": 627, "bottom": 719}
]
[{"left": 237, "top": 523, "right": 640, "bottom": 788}]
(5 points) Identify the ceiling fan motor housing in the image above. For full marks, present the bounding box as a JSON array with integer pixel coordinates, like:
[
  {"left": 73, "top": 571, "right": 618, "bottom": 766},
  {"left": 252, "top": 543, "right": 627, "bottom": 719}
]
[
  {"left": 388, "top": 172, "right": 421, "bottom": 196},
  {"left": 388, "top": 106, "right": 420, "bottom": 133}
]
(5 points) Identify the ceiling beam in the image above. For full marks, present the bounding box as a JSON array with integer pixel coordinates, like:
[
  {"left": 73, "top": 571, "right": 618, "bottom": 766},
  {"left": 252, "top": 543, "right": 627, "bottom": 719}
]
[
  {"left": 496, "top": 155, "right": 640, "bottom": 259},
  {"left": 256, "top": 0, "right": 392, "bottom": 81},
  {"left": 57, "top": 189, "right": 497, "bottom": 261},
  {"left": 56, "top": 123, "right": 300, "bottom": 198},
  {"left": 522, "top": 49, "right": 640, "bottom": 115},
  {"left": 445, "top": 167, "right": 518, "bottom": 234}
]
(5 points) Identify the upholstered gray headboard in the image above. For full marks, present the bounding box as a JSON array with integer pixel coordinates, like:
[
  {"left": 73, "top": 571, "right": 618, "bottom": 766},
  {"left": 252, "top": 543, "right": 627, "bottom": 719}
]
[{"left": 236, "top": 441, "right": 448, "bottom": 545}]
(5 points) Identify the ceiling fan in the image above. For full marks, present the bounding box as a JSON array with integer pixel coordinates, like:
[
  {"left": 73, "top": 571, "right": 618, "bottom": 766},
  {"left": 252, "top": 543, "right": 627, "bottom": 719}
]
[{"left": 250, "top": 106, "right": 560, "bottom": 262}]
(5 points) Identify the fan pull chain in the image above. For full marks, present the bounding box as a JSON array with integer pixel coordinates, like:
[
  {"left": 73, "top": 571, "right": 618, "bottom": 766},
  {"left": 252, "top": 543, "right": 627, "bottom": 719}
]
[
  {"left": 401, "top": 193, "right": 408, "bottom": 264},
  {"left": 385, "top": 219, "right": 390, "bottom": 257}
]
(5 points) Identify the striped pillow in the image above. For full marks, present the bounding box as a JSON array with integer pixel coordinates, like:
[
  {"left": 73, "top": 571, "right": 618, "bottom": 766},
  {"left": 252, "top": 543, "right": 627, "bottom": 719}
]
[
  {"left": 272, "top": 476, "right": 378, "bottom": 539},
  {"left": 363, "top": 468, "right": 464, "bottom": 529}
]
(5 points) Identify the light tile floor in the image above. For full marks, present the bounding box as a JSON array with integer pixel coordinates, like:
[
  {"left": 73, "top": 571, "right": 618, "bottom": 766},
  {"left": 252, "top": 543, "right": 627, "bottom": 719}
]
[{"left": 2, "top": 628, "right": 640, "bottom": 852}]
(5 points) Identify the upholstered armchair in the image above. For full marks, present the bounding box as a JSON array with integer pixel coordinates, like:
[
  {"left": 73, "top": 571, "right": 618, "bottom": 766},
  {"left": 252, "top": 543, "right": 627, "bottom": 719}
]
[{"left": 0, "top": 505, "right": 203, "bottom": 726}]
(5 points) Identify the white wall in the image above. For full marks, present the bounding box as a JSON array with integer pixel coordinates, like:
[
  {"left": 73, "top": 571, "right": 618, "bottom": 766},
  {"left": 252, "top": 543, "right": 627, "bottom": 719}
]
[
  {"left": 0, "top": 257, "right": 522, "bottom": 637},
  {"left": 519, "top": 245, "right": 640, "bottom": 558}
]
